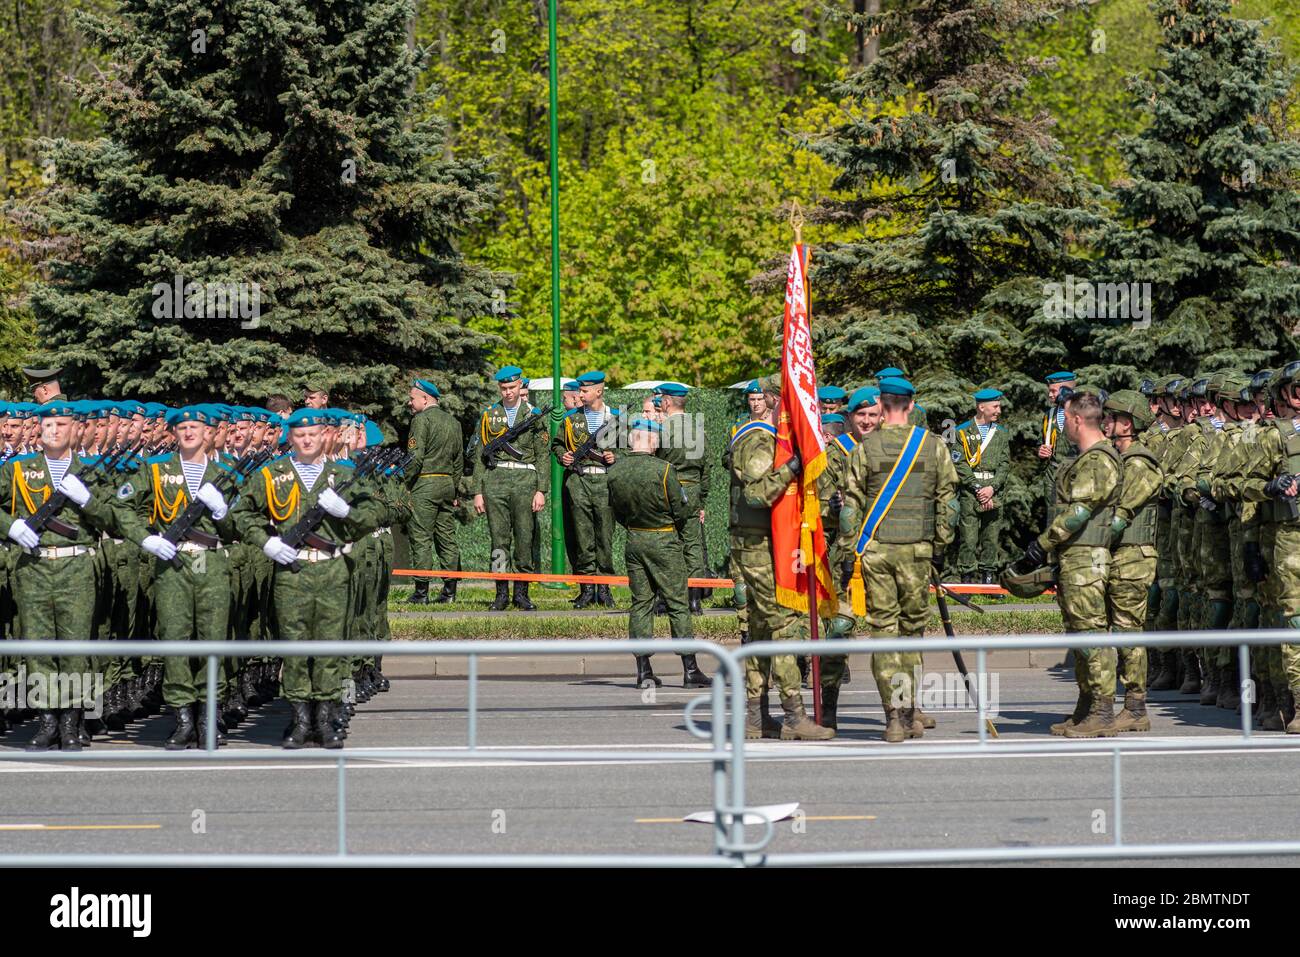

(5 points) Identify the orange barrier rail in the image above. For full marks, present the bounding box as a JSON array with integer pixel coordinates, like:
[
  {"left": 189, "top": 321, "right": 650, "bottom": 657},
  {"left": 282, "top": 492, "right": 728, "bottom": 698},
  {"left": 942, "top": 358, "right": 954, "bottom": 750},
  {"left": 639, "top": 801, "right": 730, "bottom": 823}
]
[{"left": 389, "top": 568, "right": 1028, "bottom": 596}]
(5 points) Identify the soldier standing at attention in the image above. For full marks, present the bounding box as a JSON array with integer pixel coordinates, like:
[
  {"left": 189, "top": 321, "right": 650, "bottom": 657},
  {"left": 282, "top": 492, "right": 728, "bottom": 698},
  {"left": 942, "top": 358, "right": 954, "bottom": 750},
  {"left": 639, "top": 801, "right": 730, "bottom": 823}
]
[
  {"left": 403, "top": 378, "right": 463, "bottom": 605},
  {"left": 833, "top": 377, "right": 959, "bottom": 742},
  {"left": 607, "top": 418, "right": 708, "bottom": 689},
  {"left": 654, "top": 383, "right": 710, "bottom": 615},
  {"left": 303, "top": 384, "right": 329, "bottom": 410},
  {"left": 1020, "top": 391, "right": 1123, "bottom": 738},
  {"left": 555, "top": 371, "right": 618, "bottom": 609},
  {"left": 1038, "top": 371, "right": 1079, "bottom": 484},
  {"left": 730, "top": 374, "right": 834, "bottom": 741},
  {"left": 818, "top": 386, "right": 847, "bottom": 418},
  {"left": 473, "top": 366, "right": 548, "bottom": 611},
  {"left": 1102, "top": 390, "right": 1163, "bottom": 734},
  {"left": 954, "top": 388, "right": 1010, "bottom": 585}
]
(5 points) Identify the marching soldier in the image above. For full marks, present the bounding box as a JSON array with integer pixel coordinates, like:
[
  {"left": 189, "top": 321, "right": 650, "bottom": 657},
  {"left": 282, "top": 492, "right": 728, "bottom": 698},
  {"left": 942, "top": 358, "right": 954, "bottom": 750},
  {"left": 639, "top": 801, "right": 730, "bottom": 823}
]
[
  {"left": 953, "top": 388, "right": 1010, "bottom": 585},
  {"left": 473, "top": 366, "right": 548, "bottom": 611},
  {"left": 1147, "top": 374, "right": 1189, "bottom": 689},
  {"left": 403, "top": 378, "right": 464, "bottom": 605},
  {"left": 833, "top": 377, "right": 959, "bottom": 742},
  {"left": 654, "top": 383, "right": 710, "bottom": 615},
  {"left": 555, "top": 370, "right": 619, "bottom": 608},
  {"left": 730, "top": 373, "right": 833, "bottom": 741},
  {"left": 232, "top": 409, "right": 384, "bottom": 748},
  {"left": 1102, "top": 390, "right": 1163, "bottom": 733},
  {"left": 607, "top": 418, "right": 708, "bottom": 689}
]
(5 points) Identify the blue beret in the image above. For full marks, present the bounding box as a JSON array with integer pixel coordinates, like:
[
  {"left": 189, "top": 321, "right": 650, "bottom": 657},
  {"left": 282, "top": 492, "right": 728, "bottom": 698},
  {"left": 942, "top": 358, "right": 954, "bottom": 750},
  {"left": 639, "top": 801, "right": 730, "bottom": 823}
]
[
  {"left": 166, "top": 405, "right": 214, "bottom": 426},
  {"left": 413, "top": 378, "right": 441, "bottom": 398},
  {"left": 521, "top": 377, "right": 530, "bottom": 387},
  {"left": 875, "top": 366, "right": 906, "bottom": 379},
  {"left": 364, "top": 420, "right": 385, "bottom": 446},
  {"left": 629, "top": 418, "right": 661, "bottom": 433},
  {"left": 846, "top": 386, "right": 880, "bottom": 412},
  {"left": 38, "top": 401, "right": 78, "bottom": 418},
  {"left": 494, "top": 366, "right": 523, "bottom": 383},
  {"left": 878, "top": 376, "right": 915, "bottom": 397},
  {"left": 576, "top": 370, "right": 606, "bottom": 385},
  {"left": 973, "top": 388, "right": 1004, "bottom": 402},
  {"left": 744, "top": 379, "right": 762, "bottom": 395},
  {"left": 12, "top": 402, "right": 39, "bottom": 419},
  {"left": 654, "top": 383, "right": 689, "bottom": 397},
  {"left": 821, "top": 413, "right": 846, "bottom": 425},
  {"left": 817, "top": 386, "right": 847, "bottom": 402},
  {"left": 562, "top": 380, "right": 581, "bottom": 391},
  {"left": 1045, "top": 371, "right": 1076, "bottom": 383},
  {"left": 286, "top": 408, "right": 331, "bottom": 429}
]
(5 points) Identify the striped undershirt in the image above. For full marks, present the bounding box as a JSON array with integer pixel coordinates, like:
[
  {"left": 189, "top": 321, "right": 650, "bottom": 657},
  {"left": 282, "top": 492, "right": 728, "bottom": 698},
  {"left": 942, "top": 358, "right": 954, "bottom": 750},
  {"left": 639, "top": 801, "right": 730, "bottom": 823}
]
[
  {"left": 291, "top": 458, "right": 324, "bottom": 490},
  {"left": 180, "top": 457, "right": 207, "bottom": 498},
  {"left": 45, "top": 456, "right": 71, "bottom": 488},
  {"left": 503, "top": 402, "right": 521, "bottom": 428}
]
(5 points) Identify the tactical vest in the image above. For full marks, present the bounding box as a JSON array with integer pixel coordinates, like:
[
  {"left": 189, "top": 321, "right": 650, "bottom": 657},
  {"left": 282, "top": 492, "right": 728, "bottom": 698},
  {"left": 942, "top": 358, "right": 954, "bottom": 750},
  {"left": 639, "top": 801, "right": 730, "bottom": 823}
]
[
  {"left": 728, "top": 426, "right": 776, "bottom": 532},
  {"left": 1118, "top": 443, "right": 1158, "bottom": 547},
  {"left": 1269, "top": 419, "right": 1300, "bottom": 524},
  {"left": 1051, "top": 440, "right": 1122, "bottom": 547},
  {"left": 858, "top": 427, "right": 937, "bottom": 544}
]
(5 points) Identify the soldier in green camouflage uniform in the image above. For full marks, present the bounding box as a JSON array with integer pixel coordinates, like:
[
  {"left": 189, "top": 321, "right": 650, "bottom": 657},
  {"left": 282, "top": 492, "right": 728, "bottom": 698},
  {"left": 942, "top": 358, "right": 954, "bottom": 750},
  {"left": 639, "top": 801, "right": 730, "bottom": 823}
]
[
  {"left": 953, "top": 388, "right": 1010, "bottom": 584},
  {"left": 1037, "top": 372, "right": 1079, "bottom": 521},
  {"left": 835, "top": 377, "right": 959, "bottom": 743},
  {"left": 653, "top": 384, "right": 710, "bottom": 614},
  {"left": 1145, "top": 375, "right": 1189, "bottom": 689},
  {"left": 1025, "top": 391, "right": 1123, "bottom": 738},
  {"left": 724, "top": 380, "right": 767, "bottom": 640},
  {"left": 403, "top": 379, "right": 463, "bottom": 604},
  {"left": 729, "top": 374, "right": 833, "bottom": 741},
  {"left": 472, "top": 366, "right": 548, "bottom": 611},
  {"left": 607, "top": 418, "right": 709, "bottom": 689},
  {"left": 1102, "top": 391, "right": 1162, "bottom": 733}
]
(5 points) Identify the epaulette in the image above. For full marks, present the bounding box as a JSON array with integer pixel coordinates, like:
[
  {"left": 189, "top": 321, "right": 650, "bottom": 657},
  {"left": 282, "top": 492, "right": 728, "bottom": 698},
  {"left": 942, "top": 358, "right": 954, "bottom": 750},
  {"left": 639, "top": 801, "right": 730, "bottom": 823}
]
[
  {"left": 146, "top": 453, "right": 172, "bottom": 465},
  {"left": 565, "top": 407, "right": 583, "bottom": 418},
  {"left": 9, "top": 452, "right": 37, "bottom": 463},
  {"left": 957, "top": 420, "right": 974, "bottom": 432},
  {"left": 729, "top": 420, "right": 776, "bottom": 449},
  {"left": 335, "top": 458, "right": 355, "bottom": 469},
  {"left": 212, "top": 459, "right": 237, "bottom": 475}
]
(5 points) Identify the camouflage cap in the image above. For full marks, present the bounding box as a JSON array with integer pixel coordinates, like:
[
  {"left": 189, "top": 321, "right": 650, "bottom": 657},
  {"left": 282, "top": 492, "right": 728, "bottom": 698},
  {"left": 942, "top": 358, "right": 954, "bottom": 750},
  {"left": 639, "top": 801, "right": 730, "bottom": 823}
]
[
  {"left": 1104, "top": 389, "right": 1154, "bottom": 430},
  {"left": 759, "top": 372, "right": 782, "bottom": 394}
]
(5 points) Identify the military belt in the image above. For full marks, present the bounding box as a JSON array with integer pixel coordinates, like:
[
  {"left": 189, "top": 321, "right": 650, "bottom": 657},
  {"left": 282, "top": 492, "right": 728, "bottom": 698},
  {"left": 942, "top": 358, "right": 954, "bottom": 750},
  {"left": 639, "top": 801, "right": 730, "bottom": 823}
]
[
  {"left": 629, "top": 525, "right": 675, "bottom": 533},
  {"left": 495, "top": 461, "right": 535, "bottom": 471},
  {"left": 370, "top": 527, "right": 390, "bottom": 538},
  {"left": 295, "top": 544, "right": 352, "bottom": 563},
  {"left": 577, "top": 466, "right": 607, "bottom": 475},
  {"left": 176, "top": 541, "right": 224, "bottom": 554},
  {"left": 973, "top": 471, "right": 995, "bottom": 481},
  {"left": 35, "top": 545, "right": 94, "bottom": 560}
]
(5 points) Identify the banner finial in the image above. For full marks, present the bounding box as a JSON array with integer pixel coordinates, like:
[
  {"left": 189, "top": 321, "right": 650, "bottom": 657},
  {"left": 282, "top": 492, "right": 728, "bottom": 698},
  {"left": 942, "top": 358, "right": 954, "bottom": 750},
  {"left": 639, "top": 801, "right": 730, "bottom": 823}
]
[{"left": 789, "top": 200, "right": 804, "bottom": 246}]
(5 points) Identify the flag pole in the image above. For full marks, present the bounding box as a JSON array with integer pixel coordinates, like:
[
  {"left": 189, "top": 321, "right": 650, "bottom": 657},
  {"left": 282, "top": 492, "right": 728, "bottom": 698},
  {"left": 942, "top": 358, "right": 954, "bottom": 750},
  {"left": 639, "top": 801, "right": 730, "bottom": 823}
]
[{"left": 791, "top": 202, "right": 823, "bottom": 726}]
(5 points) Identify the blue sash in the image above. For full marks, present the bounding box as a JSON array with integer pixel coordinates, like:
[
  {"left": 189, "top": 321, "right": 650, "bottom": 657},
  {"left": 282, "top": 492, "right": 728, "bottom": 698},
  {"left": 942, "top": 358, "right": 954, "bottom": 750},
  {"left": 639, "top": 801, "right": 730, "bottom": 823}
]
[
  {"left": 835, "top": 433, "right": 856, "bottom": 454},
  {"left": 854, "top": 426, "right": 927, "bottom": 554},
  {"left": 729, "top": 420, "right": 775, "bottom": 450}
]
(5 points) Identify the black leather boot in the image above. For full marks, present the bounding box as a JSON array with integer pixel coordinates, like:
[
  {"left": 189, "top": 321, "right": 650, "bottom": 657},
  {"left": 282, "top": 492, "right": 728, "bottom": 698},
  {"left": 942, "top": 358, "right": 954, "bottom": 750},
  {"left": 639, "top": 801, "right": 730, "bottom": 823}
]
[
  {"left": 26, "top": 711, "right": 60, "bottom": 751},
  {"left": 282, "top": 702, "right": 313, "bottom": 748},
  {"left": 77, "top": 710, "right": 92, "bottom": 745},
  {"left": 798, "top": 656, "right": 810, "bottom": 689},
  {"left": 433, "top": 580, "right": 457, "bottom": 604},
  {"left": 634, "top": 657, "right": 660, "bottom": 686},
  {"left": 165, "top": 704, "right": 197, "bottom": 750},
  {"left": 405, "top": 581, "right": 430, "bottom": 605},
  {"left": 58, "top": 709, "right": 83, "bottom": 752},
  {"left": 317, "top": 700, "right": 344, "bottom": 749},
  {"left": 105, "top": 685, "right": 127, "bottom": 732},
  {"left": 652, "top": 594, "right": 668, "bottom": 615},
  {"left": 681, "top": 655, "right": 710, "bottom": 688},
  {"left": 127, "top": 678, "right": 148, "bottom": 720},
  {"left": 820, "top": 683, "right": 840, "bottom": 730},
  {"left": 572, "top": 584, "right": 596, "bottom": 609},
  {"left": 513, "top": 581, "right": 536, "bottom": 611},
  {"left": 373, "top": 657, "right": 390, "bottom": 693},
  {"left": 688, "top": 587, "right": 703, "bottom": 616},
  {"left": 195, "top": 703, "right": 227, "bottom": 747},
  {"left": 597, "top": 584, "right": 615, "bottom": 607},
  {"left": 489, "top": 581, "right": 510, "bottom": 611}
]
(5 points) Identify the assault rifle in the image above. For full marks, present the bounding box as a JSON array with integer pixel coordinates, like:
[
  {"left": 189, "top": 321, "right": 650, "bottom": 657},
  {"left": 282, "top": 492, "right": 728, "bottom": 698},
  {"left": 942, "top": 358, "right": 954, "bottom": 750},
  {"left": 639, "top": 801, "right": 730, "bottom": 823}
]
[
  {"left": 566, "top": 417, "right": 617, "bottom": 473},
  {"left": 159, "top": 447, "right": 273, "bottom": 567},
  {"left": 279, "top": 446, "right": 402, "bottom": 572},
  {"left": 480, "top": 410, "right": 545, "bottom": 469},
  {"left": 25, "top": 441, "right": 146, "bottom": 541}
]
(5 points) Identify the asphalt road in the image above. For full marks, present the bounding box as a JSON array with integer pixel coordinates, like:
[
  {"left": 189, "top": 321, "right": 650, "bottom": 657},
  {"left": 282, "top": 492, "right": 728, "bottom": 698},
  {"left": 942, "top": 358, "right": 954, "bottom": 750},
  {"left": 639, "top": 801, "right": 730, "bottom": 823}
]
[{"left": 0, "top": 667, "right": 1296, "bottom": 865}]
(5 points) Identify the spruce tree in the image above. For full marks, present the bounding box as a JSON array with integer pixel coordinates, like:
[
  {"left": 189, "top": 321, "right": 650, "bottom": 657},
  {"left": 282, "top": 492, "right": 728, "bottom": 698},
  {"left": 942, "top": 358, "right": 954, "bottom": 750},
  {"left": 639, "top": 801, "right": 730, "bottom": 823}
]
[
  {"left": 1091, "top": 0, "right": 1300, "bottom": 384},
  {"left": 17, "top": 0, "right": 505, "bottom": 423},
  {"left": 799, "top": 0, "right": 1104, "bottom": 531}
]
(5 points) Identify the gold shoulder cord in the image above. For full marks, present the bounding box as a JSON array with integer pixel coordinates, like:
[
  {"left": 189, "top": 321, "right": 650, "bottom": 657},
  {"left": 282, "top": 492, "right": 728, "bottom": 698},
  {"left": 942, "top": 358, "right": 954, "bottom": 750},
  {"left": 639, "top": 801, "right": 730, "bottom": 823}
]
[
  {"left": 13, "top": 464, "right": 51, "bottom": 516},
  {"left": 263, "top": 466, "right": 300, "bottom": 523},
  {"left": 151, "top": 462, "right": 187, "bottom": 525}
]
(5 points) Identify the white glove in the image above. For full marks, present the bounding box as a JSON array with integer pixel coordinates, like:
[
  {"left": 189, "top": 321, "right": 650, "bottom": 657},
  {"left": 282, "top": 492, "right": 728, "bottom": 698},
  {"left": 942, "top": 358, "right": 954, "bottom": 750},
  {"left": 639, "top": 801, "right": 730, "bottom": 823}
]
[
  {"left": 58, "top": 473, "right": 91, "bottom": 508},
  {"left": 263, "top": 536, "right": 300, "bottom": 566},
  {"left": 318, "top": 487, "right": 350, "bottom": 518},
  {"left": 195, "top": 482, "right": 228, "bottom": 520},
  {"left": 141, "top": 535, "right": 178, "bottom": 561},
  {"left": 6, "top": 519, "right": 38, "bottom": 550}
]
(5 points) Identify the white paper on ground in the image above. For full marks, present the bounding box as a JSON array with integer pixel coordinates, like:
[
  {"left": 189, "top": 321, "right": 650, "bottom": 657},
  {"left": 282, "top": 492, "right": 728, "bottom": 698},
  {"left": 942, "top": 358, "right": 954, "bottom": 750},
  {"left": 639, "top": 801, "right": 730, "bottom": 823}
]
[{"left": 682, "top": 802, "right": 800, "bottom": 826}]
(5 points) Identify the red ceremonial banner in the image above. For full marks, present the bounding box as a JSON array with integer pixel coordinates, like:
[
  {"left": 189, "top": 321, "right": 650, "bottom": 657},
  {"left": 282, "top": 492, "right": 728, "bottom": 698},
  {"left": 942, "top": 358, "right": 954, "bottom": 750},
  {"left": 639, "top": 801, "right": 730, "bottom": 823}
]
[{"left": 772, "top": 243, "right": 836, "bottom": 613}]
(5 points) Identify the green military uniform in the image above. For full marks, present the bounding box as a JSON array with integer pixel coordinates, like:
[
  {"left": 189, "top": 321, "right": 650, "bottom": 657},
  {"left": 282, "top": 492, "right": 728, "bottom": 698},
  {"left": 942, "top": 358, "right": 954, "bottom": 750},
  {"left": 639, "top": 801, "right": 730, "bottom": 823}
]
[
  {"left": 836, "top": 417, "right": 959, "bottom": 741},
  {"left": 1041, "top": 437, "right": 1123, "bottom": 737},
  {"left": 656, "top": 409, "right": 710, "bottom": 595},
  {"left": 816, "top": 430, "right": 855, "bottom": 701},
  {"left": 0, "top": 447, "right": 120, "bottom": 749},
  {"left": 232, "top": 451, "right": 382, "bottom": 747},
  {"left": 112, "top": 447, "right": 241, "bottom": 746},
  {"left": 728, "top": 396, "right": 832, "bottom": 742},
  {"left": 952, "top": 416, "right": 1009, "bottom": 583},
  {"left": 553, "top": 405, "right": 618, "bottom": 580},
  {"left": 405, "top": 402, "right": 463, "bottom": 600},
  {"left": 607, "top": 437, "right": 706, "bottom": 687},
  {"left": 472, "top": 398, "right": 548, "bottom": 609}
]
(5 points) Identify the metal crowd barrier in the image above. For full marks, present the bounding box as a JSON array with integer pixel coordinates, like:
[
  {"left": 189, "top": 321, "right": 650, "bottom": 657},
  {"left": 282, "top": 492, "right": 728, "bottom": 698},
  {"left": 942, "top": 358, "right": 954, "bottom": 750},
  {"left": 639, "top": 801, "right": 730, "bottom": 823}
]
[{"left": 0, "top": 630, "right": 1297, "bottom": 866}]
